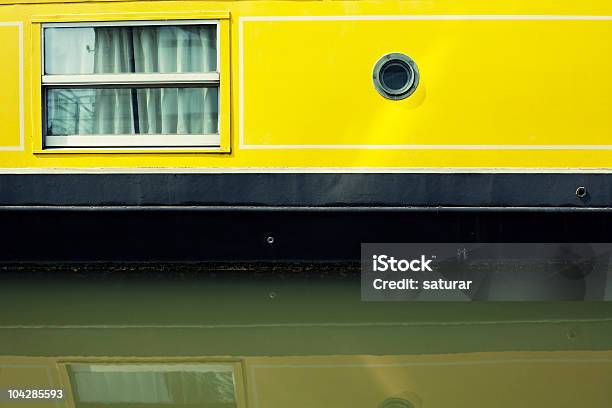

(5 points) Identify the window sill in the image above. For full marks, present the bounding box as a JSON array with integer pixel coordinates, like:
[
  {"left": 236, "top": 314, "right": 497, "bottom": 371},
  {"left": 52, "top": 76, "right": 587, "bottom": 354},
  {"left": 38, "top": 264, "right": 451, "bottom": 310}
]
[
  {"left": 33, "top": 146, "right": 229, "bottom": 154},
  {"left": 46, "top": 134, "right": 220, "bottom": 147},
  {"left": 37, "top": 134, "right": 226, "bottom": 153}
]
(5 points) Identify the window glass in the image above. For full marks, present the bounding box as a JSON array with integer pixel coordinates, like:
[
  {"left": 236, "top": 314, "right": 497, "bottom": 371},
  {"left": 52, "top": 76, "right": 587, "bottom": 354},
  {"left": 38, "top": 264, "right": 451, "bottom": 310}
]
[
  {"left": 46, "top": 87, "right": 219, "bottom": 136},
  {"left": 44, "top": 25, "right": 217, "bottom": 74}
]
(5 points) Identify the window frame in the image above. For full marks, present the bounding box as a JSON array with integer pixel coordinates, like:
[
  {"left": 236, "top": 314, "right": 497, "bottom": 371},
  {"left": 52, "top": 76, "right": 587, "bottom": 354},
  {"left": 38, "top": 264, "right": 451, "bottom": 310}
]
[{"left": 31, "top": 13, "right": 231, "bottom": 154}]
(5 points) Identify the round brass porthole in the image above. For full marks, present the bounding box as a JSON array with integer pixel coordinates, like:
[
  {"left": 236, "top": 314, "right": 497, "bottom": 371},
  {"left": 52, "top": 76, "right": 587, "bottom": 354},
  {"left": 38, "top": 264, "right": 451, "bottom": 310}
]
[{"left": 373, "top": 53, "right": 419, "bottom": 100}]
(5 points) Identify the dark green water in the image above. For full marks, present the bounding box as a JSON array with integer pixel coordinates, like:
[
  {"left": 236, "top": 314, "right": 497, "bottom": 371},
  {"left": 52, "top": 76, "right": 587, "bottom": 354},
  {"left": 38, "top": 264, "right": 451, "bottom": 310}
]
[{"left": 1, "top": 263, "right": 611, "bottom": 356}]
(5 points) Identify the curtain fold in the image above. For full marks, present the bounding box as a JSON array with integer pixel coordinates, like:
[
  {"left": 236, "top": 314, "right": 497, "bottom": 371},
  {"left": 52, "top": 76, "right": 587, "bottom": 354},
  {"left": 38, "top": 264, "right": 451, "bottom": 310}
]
[{"left": 91, "top": 25, "right": 217, "bottom": 136}]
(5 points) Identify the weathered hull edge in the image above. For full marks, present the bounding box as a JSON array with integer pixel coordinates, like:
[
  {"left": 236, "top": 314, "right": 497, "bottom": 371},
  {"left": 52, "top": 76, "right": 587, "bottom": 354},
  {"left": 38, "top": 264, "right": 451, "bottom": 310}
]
[{"left": 0, "top": 173, "right": 605, "bottom": 207}]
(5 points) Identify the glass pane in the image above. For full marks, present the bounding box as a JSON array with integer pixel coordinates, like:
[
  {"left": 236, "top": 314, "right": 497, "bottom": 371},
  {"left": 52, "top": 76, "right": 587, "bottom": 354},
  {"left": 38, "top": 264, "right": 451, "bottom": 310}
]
[
  {"left": 46, "top": 87, "right": 219, "bottom": 135},
  {"left": 44, "top": 25, "right": 217, "bottom": 74},
  {"left": 68, "top": 364, "right": 237, "bottom": 408}
]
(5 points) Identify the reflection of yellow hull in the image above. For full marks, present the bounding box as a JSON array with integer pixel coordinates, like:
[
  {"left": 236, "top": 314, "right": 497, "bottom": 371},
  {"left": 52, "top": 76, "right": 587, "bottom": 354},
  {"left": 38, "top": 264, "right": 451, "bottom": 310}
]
[
  {"left": 1, "top": 274, "right": 611, "bottom": 407},
  {"left": 3, "top": 351, "right": 612, "bottom": 407},
  {"left": 1, "top": 1, "right": 612, "bottom": 169}
]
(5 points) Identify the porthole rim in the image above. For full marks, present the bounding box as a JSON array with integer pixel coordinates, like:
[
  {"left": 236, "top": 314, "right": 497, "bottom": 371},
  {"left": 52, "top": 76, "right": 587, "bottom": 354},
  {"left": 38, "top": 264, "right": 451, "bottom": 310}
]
[{"left": 372, "top": 52, "right": 420, "bottom": 100}]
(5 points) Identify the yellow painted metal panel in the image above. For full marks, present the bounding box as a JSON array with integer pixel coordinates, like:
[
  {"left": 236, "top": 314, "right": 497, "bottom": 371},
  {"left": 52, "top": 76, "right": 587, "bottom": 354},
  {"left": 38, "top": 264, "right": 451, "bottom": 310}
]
[
  {"left": 242, "top": 18, "right": 612, "bottom": 147},
  {"left": 0, "top": 24, "right": 21, "bottom": 150},
  {"left": 0, "top": 1, "right": 612, "bottom": 168}
]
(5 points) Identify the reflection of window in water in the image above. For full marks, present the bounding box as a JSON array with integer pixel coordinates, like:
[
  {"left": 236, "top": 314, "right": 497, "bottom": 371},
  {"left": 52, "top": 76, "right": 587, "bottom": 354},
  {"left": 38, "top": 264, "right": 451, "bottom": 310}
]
[{"left": 68, "top": 364, "right": 237, "bottom": 408}]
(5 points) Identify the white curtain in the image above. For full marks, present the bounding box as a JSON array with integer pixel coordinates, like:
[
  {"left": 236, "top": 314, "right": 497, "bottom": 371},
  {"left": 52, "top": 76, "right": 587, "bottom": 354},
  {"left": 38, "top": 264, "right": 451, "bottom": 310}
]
[{"left": 92, "top": 26, "right": 217, "bottom": 135}]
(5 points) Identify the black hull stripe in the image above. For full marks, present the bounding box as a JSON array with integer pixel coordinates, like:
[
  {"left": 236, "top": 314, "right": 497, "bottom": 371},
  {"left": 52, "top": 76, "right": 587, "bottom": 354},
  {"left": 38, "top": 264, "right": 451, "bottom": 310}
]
[{"left": 0, "top": 173, "right": 607, "bottom": 207}]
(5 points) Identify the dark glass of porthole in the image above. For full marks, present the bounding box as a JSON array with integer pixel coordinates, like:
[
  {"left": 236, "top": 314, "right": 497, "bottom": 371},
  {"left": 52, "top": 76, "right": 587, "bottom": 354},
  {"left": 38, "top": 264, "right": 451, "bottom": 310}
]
[{"left": 373, "top": 53, "right": 419, "bottom": 100}]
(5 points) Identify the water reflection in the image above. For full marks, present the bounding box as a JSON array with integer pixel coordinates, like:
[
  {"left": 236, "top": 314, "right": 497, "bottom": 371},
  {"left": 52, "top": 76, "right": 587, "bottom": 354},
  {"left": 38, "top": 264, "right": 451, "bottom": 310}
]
[
  {"left": 0, "top": 264, "right": 611, "bottom": 407},
  {"left": 69, "top": 363, "right": 237, "bottom": 408}
]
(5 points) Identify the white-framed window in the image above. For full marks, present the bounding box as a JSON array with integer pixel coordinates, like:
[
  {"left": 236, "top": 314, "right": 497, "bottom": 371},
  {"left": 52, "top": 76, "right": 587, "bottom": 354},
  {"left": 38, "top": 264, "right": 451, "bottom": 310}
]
[{"left": 42, "top": 20, "right": 221, "bottom": 149}]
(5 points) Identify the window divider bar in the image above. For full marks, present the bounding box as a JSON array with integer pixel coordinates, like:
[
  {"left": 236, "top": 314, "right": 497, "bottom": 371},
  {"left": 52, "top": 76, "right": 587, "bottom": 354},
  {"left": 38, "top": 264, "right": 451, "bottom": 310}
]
[{"left": 42, "top": 73, "right": 220, "bottom": 86}]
